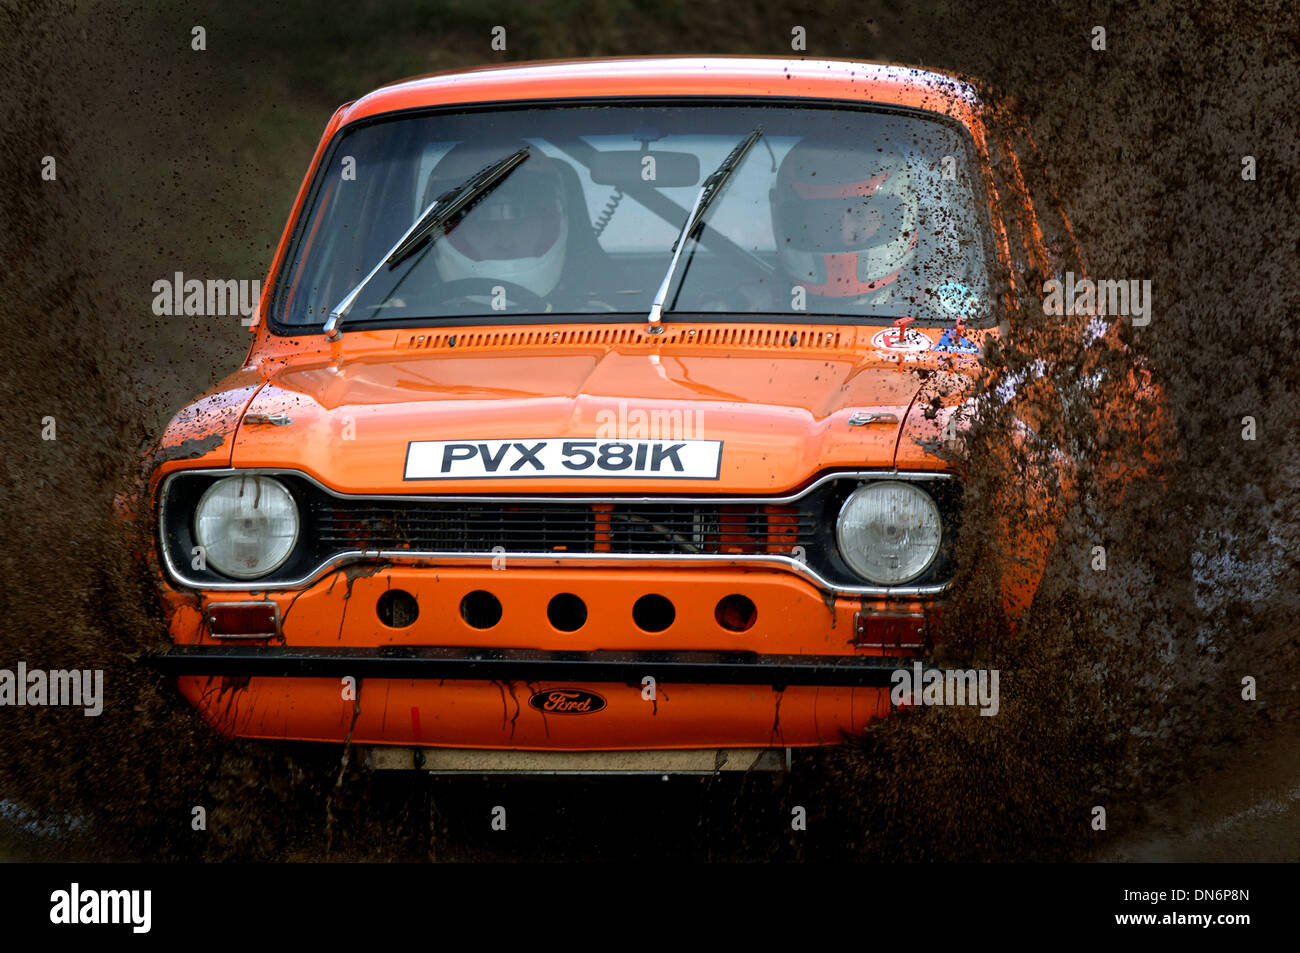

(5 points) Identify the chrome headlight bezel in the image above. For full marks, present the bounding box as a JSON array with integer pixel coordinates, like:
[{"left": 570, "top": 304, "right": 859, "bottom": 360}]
[
  {"left": 835, "top": 480, "right": 943, "bottom": 585},
  {"left": 193, "top": 475, "right": 301, "bottom": 580}
]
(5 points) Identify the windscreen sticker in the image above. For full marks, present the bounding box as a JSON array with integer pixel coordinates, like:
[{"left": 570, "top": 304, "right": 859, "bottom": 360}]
[
  {"left": 405, "top": 438, "right": 724, "bottom": 480},
  {"left": 931, "top": 327, "right": 982, "bottom": 353},
  {"left": 871, "top": 327, "right": 933, "bottom": 352}
]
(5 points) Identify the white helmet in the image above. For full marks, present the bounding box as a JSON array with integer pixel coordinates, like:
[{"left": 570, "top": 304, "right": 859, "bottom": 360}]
[
  {"left": 425, "top": 141, "right": 568, "bottom": 298},
  {"left": 770, "top": 139, "right": 919, "bottom": 299}
]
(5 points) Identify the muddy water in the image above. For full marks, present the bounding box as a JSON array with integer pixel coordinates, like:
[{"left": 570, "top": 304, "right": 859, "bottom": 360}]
[{"left": 0, "top": 0, "right": 1296, "bottom": 860}]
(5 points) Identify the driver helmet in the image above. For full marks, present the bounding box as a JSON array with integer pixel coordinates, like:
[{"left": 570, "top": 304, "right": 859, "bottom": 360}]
[
  {"left": 770, "top": 138, "right": 919, "bottom": 299},
  {"left": 423, "top": 140, "right": 569, "bottom": 298}
]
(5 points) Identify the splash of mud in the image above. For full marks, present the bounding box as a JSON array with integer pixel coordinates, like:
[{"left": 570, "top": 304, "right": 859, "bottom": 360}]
[{"left": 0, "top": 0, "right": 1296, "bottom": 861}]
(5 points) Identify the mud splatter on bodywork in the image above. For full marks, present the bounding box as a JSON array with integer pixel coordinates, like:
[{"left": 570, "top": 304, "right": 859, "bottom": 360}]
[{"left": 152, "top": 433, "right": 226, "bottom": 464}]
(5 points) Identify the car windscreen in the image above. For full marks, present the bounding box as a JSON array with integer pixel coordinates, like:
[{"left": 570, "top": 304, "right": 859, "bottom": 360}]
[{"left": 272, "top": 101, "right": 996, "bottom": 329}]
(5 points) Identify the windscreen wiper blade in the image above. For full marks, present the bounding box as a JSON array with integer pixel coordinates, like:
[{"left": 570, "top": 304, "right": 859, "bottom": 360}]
[
  {"left": 646, "top": 126, "right": 762, "bottom": 331},
  {"left": 324, "top": 145, "right": 530, "bottom": 341}
]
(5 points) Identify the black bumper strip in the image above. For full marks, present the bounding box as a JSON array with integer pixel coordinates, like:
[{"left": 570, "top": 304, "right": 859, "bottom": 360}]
[{"left": 144, "top": 645, "right": 924, "bottom": 688}]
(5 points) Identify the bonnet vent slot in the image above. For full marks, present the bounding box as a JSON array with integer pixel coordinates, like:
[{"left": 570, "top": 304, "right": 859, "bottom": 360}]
[
  {"left": 406, "top": 326, "right": 844, "bottom": 351},
  {"left": 407, "top": 326, "right": 651, "bottom": 350}
]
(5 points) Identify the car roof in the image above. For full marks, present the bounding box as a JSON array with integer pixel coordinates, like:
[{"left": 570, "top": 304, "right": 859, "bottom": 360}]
[{"left": 337, "top": 56, "right": 983, "bottom": 129}]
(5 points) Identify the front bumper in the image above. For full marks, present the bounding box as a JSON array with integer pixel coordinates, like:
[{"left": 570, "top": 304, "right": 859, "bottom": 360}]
[
  {"left": 145, "top": 646, "right": 924, "bottom": 750},
  {"left": 146, "top": 644, "right": 917, "bottom": 686}
]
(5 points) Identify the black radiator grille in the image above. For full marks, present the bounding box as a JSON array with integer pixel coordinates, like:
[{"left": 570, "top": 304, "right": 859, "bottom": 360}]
[{"left": 312, "top": 500, "right": 814, "bottom": 556}]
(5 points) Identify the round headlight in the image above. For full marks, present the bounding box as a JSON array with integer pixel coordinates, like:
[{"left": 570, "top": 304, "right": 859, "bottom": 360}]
[
  {"left": 194, "top": 475, "right": 299, "bottom": 579},
  {"left": 836, "top": 481, "right": 942, "bottom": 585}
]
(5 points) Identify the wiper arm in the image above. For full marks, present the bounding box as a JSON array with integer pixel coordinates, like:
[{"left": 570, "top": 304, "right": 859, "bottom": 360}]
[
  {"left": 324, "top": 145, "right": 530, "bottom": 341},
  {"left": 647, "top": 126, "right": 762, "bottom": 332}
]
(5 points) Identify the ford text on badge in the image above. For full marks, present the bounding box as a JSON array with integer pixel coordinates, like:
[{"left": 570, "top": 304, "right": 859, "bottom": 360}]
[
  {"left": 528, "top": 688, "right": 608, "bottom": 714},
  {"left": 404, "top": 438, "right": 724, "bottom": 480}
]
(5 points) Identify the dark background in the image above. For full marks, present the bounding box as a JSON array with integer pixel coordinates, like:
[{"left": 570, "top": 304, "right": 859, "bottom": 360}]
[{"left": 0, "top": 0, "right": 1296, "bottom": 861}]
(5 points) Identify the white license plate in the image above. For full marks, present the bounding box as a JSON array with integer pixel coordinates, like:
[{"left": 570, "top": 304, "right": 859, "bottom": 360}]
[{"left": 404, "top": 438, "right": 723, "bottom": 480}]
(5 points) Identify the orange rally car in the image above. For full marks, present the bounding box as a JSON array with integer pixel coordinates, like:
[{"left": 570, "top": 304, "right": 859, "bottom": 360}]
[{"left": 144, "top": 56, "right": 1123, "bottom": 774}]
